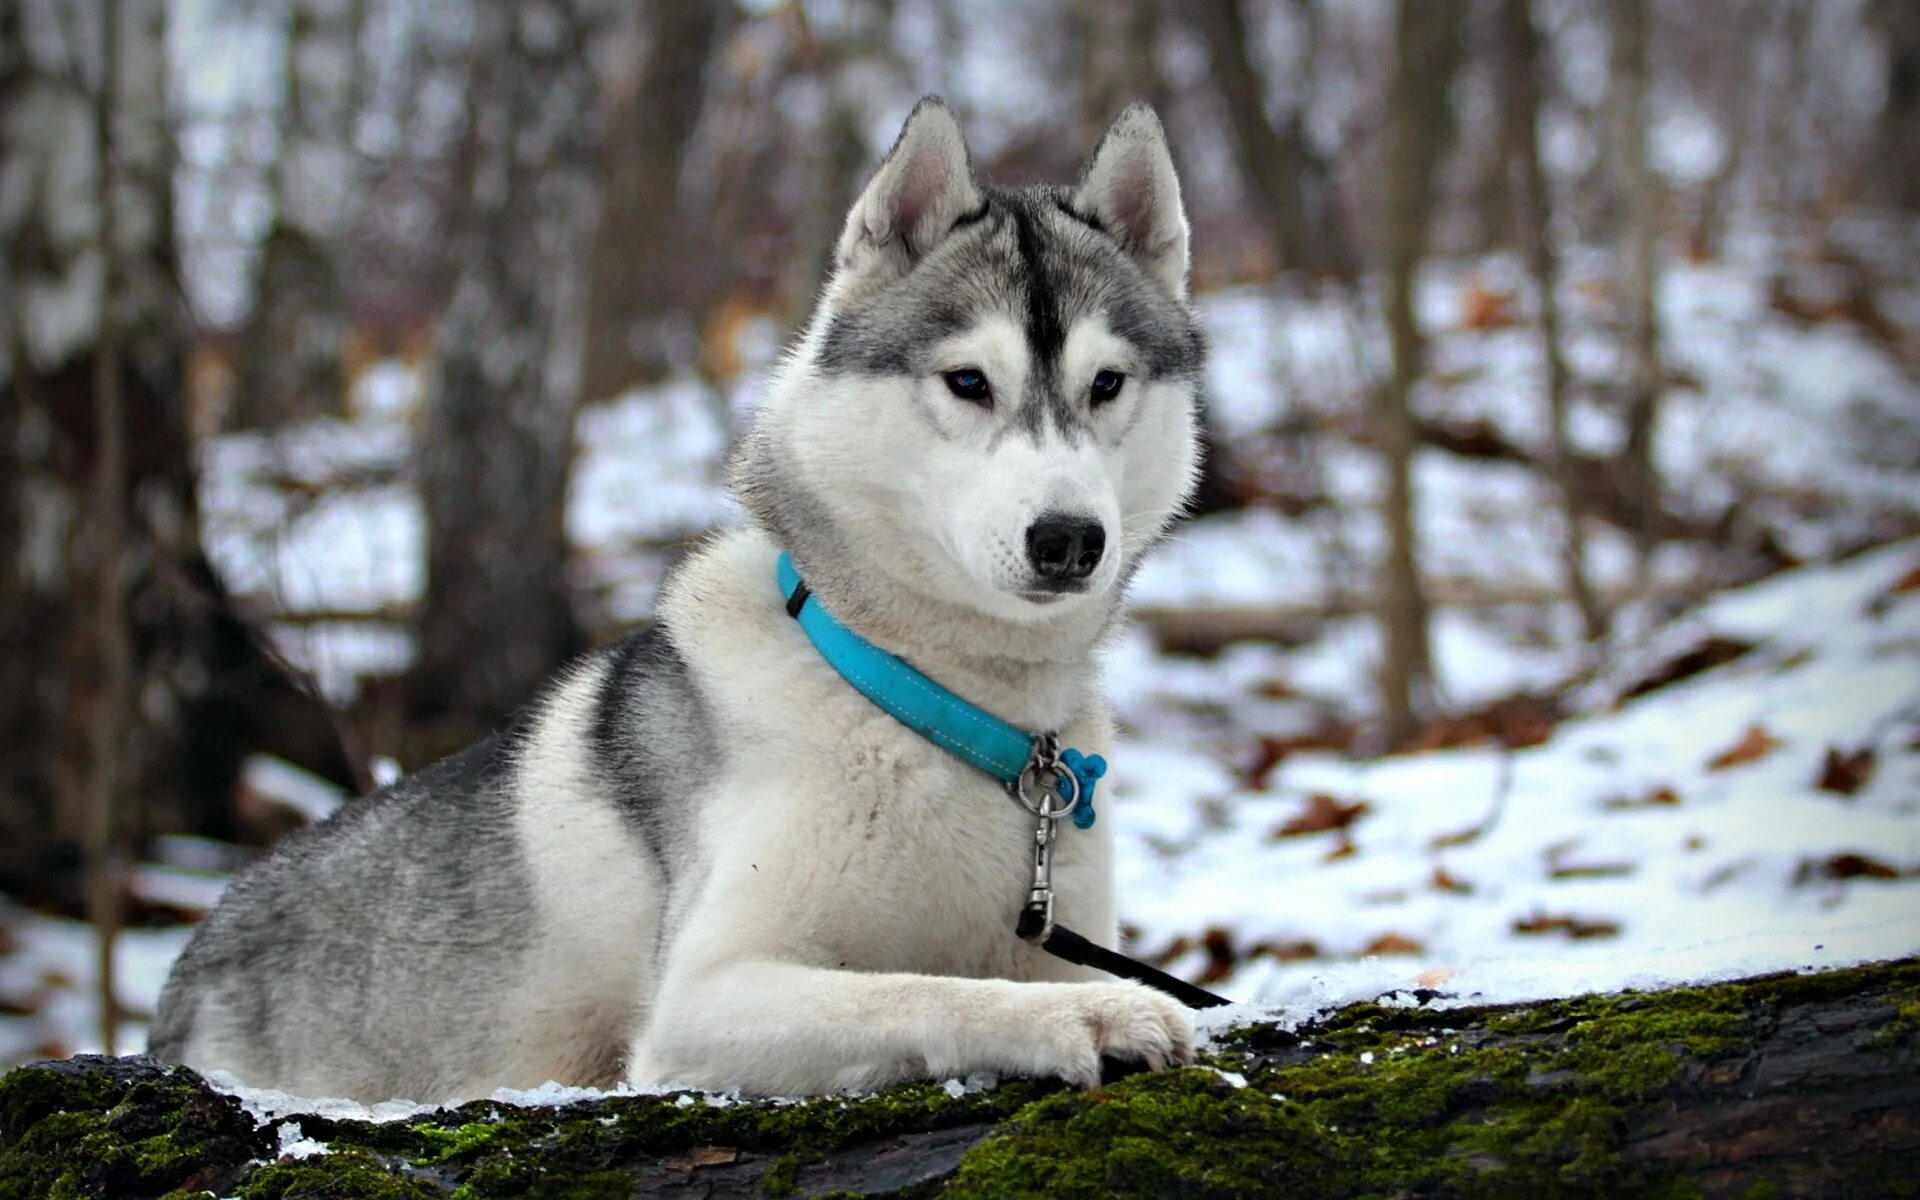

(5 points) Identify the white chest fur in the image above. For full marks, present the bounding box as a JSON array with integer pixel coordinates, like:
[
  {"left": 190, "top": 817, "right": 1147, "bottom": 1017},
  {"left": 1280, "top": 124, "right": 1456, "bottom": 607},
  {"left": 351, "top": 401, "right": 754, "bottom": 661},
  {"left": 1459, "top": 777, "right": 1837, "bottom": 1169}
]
[{"left": 658, "top": 531, "right": 1117, "bottom": 983}]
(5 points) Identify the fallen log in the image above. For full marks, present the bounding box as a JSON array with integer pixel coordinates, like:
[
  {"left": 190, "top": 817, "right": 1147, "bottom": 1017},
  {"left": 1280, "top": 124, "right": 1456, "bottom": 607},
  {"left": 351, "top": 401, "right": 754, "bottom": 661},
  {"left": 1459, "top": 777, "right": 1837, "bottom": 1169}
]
[{"left": 2, "top": 958, "right": 1914, "bottom": 1198}]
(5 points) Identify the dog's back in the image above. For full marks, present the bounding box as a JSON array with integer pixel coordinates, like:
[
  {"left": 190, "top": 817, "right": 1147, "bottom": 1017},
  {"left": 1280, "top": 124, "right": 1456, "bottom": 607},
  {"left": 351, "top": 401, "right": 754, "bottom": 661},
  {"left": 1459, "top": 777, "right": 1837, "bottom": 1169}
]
[{"left": 153, "top": 626, "right": 705, "bottom": 1102}]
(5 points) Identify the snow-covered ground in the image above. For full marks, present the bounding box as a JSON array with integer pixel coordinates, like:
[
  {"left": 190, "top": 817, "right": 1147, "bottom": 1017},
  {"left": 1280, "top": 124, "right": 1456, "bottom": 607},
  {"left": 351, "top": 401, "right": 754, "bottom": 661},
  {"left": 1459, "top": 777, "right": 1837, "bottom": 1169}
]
[
  {"left": 4, "top": 245, "right": 1918, "bottom": 1083},
  {"left": 1112, "top": 540, "right": 1920, "bottom": 1007}
]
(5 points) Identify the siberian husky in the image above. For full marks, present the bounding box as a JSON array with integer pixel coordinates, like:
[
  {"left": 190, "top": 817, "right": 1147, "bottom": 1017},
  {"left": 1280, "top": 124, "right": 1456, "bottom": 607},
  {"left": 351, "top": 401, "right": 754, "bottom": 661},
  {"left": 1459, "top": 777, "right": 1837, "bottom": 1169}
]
[{"left": 153, "top": 97, "right": 1209, "bottom": 1102}]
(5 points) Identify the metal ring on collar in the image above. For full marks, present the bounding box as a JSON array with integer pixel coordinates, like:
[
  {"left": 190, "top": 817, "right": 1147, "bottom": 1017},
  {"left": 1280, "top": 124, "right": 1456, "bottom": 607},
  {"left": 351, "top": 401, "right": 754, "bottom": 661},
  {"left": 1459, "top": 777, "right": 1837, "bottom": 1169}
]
[{"left": 1013, "top": 762, "right": 1080, "bottom": 820}]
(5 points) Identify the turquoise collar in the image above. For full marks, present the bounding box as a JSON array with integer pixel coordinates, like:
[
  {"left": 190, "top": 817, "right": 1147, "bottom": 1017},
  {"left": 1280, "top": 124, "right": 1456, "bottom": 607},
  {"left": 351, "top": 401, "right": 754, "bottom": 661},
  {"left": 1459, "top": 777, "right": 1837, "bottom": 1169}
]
[{"left": 777, "top": 552, "right": 1104, "bottom": 829}]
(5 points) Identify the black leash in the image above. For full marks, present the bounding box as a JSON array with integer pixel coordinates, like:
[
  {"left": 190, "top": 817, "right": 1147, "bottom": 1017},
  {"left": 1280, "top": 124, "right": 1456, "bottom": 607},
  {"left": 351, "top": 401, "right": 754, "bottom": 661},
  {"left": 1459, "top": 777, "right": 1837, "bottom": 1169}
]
[{"left": 1018, "top": 906, "right": 1232, "bottom": 1008}]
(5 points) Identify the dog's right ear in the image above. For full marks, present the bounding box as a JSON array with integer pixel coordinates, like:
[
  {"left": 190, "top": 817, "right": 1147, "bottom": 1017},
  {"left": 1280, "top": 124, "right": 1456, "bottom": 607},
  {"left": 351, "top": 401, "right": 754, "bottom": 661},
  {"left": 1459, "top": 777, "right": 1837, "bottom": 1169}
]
[{"left": 835, "top": 96, "right": 982, "bottom": 285}]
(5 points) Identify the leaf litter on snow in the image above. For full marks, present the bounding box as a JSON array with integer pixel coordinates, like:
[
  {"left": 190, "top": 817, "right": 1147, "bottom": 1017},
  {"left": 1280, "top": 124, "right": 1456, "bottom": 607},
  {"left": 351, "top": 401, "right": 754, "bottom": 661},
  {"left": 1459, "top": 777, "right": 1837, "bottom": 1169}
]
[{"left": 1111, "top": 541, "right": 1920, "bottom": 1007}]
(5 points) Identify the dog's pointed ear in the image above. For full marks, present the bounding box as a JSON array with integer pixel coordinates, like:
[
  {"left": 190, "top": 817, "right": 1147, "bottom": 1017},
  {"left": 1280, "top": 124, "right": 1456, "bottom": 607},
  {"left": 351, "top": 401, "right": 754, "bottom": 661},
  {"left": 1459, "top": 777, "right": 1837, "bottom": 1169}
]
[
  {"left": 1073, "top": 104, "right": 1190, "bottom": 299},
  {"left": 836, "top": 96, "right": 983, "bottom": 284}
]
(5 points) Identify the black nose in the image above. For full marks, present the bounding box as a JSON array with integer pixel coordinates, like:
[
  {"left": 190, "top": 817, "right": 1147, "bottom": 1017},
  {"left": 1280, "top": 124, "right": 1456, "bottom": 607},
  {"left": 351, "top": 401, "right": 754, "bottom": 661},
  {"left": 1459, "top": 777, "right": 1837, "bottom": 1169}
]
[{"left": 1025, "top": 517, "right": 1106, "bottom": 581}]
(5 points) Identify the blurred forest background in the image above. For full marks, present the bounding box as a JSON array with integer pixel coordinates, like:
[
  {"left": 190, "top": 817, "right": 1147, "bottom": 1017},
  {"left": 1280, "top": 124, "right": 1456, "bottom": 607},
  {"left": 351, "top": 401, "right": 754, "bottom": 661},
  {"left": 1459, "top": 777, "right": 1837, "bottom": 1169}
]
[{"left": 4, "top": 0, "right": 1919, "bottom": 1066}]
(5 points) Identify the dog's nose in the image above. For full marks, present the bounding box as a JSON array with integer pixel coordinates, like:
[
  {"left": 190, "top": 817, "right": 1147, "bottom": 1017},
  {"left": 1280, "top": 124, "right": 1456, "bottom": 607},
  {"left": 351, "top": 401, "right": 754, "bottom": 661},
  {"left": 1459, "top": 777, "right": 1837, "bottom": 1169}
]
[{"left": 1026, "top": 517, "right": 1106, "bottom": 581}]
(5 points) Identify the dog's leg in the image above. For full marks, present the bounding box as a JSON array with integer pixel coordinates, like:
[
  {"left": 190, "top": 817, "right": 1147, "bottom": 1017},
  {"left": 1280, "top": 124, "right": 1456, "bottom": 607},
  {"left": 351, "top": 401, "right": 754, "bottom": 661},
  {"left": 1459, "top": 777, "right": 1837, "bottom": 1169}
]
[{"left": 633, "top": 960, "right": 1194, "bottom": 1095}]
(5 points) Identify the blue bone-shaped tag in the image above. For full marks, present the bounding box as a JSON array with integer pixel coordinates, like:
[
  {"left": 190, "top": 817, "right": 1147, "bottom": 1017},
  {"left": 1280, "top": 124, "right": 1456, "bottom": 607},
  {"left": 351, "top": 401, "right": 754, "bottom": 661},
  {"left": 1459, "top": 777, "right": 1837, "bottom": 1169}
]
[{"left": 1057, "top": 748, "right": 1106, "bottom": 829}]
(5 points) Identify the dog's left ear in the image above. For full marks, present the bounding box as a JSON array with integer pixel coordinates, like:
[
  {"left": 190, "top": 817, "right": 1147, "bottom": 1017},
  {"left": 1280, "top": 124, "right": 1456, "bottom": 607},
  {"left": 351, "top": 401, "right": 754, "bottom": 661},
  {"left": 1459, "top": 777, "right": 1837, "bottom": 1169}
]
[{"left": 1073, "top": 104, "right": 1191, "bottom": 299}]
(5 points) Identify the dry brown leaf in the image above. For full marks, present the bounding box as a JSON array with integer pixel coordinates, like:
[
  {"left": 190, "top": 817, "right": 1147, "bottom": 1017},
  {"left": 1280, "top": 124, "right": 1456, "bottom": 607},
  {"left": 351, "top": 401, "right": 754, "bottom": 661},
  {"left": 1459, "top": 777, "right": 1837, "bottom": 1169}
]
[
  {"left": 1250, "top": 939, "right": 1323, "bottom": 965},
  {"left": 1796, "top": 853, "right": 1906, "bottom": 883},
  {"left": 1275, "top": 793, "right": 1372, "bottom": 839},
  {"left": 1512, "top": 913, "right": 1621, "bottom": 940},
  {"left": 1363, "top": 933, "right": 1425, "bottom": 956},
  {"left": 1322, "top": 834, "right": 1358, "bottom": 863},
  {"left": 1430, "top": 824, "right": 1484, "bottom": 850},
  {"left": 1460, "top": 283, "right": 1518, "bottom": 331},
  {"left": 1415, "top": 966, "right": 1456, "bottom": 988},
  {"left": 1403, "top": 695, "right": 1558, "bottom": 753},
  {"left": 1194, "top": 926, "right": 1240, "bottom": 985},
  {"left": 1619, "top": 636, "right": 1755, "bottom": 701},
  {"left": 1707, "top": 723, "right": 1783, "bottom": 771},
  {"left": 1246, "top": 734, "right": 1349, "bottom": 788},
  {"left": 1889, "top": 565, "right": 1920, "bottom": 595},
  {"left": 1547, "top": 862, "right": 1636, "bottom": 880},
  {"left": 1605, "top": 785, "right": 1682, "bottom": 810},
  {"left": 1815, "top": 745, "right": 1877, "bottom": 796},
  {"left": 1430, "top": 866, "right": 1474, "bottom": 894}
]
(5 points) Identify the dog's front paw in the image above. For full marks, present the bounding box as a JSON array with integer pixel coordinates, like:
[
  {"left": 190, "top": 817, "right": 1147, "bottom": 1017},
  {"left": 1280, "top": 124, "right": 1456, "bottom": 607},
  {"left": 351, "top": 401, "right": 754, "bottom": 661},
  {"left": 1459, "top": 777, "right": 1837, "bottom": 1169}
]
[{"left": 1044, "top": 981, "right": 1195, "bottom": 1088}]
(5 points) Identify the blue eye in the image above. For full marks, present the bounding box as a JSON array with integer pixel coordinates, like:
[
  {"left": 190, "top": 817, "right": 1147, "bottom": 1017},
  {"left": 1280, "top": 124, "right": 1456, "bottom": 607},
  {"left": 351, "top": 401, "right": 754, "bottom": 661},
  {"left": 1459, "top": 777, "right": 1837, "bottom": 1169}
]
[
  {"left": 1090, "top": 370, "right": 1125, "bottom": 405},
  {"left": 942, "top": 368, "right": 992, "bottom": 406}
]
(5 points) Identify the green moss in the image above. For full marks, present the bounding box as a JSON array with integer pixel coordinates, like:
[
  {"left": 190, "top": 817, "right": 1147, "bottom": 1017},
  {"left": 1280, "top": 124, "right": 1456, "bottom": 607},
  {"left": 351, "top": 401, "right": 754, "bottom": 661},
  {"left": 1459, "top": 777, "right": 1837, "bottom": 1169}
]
[
  {"left": 0, "top": 1060, "right": 269, "bottom": 1200},
  {"left": 945, "top": 1070, "right": 1358, "bottom": 1199},
  {"left": 322, "top": 1077, "right": 1056, "bottom": 1198},
  {"left": 409, "top": 1121, "right": 504, "bottom": 1164},
  {"left": 237, "top": 1148, "right": 444, "bottom": 1199},
  {"left": 761, "top": 1152, "right": 801, "bottom": 1195},
  {"left": 944, "top": 964, "right": 1838, "bottom": 1198},
  {"left": 6, "top": 960, "right": 1917, "bottom": 1197},
  {"left": 1868, "top": 989, "right": 1920, "bottom": 1049}
]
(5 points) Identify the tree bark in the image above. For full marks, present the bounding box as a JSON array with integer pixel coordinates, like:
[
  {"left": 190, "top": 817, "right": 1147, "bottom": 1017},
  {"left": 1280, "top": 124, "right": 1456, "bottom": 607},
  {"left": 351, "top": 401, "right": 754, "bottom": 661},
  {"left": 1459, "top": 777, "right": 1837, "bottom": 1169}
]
[
  {"left": 1505, "top": 0, "right": 1608, "bottom": 642},
  {"left": 231, "top": 0, "right": 364, "bottom": 429},
  {"left": 5, "top": 958, "right": 1914, "bottom": 1197},
  {"left": 1611, "top": 0, "right": 1664, "bottom": 583},
  {"left": 577, "top": 0, "right": 725, "bottom": 403},
  {"left": 1874, "top": 0, "right": 1920, "bottom": 211},
  {"left": 1075, "top": 0, "right": 1170, "bottom": 148},
  {"left": 413, "top": 3, "right": 604, "bottom": 729},
  {"left": 1185, "top": 0, "right": 1355, "bottom": 279},
  {"left": 0, "top": 0, "right": 357, "bottom": 908},
  {"left": 1373, "top": 0, "right": 1463, "bottom": 747}
]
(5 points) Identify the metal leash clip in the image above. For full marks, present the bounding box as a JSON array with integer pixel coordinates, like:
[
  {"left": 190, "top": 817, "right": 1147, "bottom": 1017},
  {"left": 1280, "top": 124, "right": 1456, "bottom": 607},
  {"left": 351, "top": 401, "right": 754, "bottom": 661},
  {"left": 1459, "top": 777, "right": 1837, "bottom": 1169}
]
[
  {"left": 1010, "top": 732, "right": 1080, "bottom": 822},
  {"left": 1013, "top": 734, "right": 1076, "bottom": 943},
  {"left": 1017, "top": 814, "right": 1058, "bottom": 944}
]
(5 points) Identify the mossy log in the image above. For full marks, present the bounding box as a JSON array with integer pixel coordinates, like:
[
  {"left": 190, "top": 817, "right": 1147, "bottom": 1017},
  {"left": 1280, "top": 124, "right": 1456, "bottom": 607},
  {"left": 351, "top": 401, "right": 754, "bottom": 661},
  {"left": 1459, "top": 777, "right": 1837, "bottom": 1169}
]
[{"left": 3, "top": 959, "right": 1915, "bottom": 1199}]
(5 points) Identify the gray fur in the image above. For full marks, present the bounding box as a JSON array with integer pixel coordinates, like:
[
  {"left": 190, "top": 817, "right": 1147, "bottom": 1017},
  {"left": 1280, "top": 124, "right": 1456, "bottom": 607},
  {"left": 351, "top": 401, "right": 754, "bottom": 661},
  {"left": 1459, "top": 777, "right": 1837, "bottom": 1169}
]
[
  {"left": 152, "top": 623, "right": 717, "bottom": 1100},
  {"left": 150, "top": 737, "right": 543, "bottom": 1095},
  {"left": 816, "top": 186, "right": 1205, "bottom": 405},
  {"left": 153, "top": 96, "right": 1207, "bottom": 1102}
]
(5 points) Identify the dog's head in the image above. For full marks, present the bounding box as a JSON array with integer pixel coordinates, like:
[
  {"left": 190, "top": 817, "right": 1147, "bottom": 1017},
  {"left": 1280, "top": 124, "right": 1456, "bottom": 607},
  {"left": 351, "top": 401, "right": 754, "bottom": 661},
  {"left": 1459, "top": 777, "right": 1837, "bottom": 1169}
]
[{"left": 739, "top": 97, "right": 1205, "bottom": 630}]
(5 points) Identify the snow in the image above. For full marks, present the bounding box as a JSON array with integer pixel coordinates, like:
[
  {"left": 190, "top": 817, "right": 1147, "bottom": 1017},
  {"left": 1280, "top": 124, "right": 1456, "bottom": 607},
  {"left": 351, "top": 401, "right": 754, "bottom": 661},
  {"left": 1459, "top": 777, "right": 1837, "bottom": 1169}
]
[
  {"left": 276, "top": 1120, "right": 329, "bottom": 1160},
  {"left": 4, "top": 245, "right": 1918, "bottom": 1109},
  {"left": 1111, "top": 542, "right": 1920, "bottom": 1003},
  {"left": 0, "top": 908, "right": 191, "bottom": 1066},
  {"left": 240, "top": 754, "right": 347, "bottom": 825}
]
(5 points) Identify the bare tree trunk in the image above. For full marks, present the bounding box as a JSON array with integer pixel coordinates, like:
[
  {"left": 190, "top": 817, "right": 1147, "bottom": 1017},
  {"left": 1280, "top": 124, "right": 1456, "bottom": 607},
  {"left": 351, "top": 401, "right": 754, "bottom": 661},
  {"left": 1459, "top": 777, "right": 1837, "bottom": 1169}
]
[
  {"left": 1689, "top": 3, "right": 1758, "bottom": 260},
  {"left": 1611, "top": 0, "right": 1664, "bottom": 582},
  {"left": 0, "top": 1, "right": 356, "bottom": 910},
  {"left": 577, "top": 1, "right": 725, "bottom": 403},
  {"left": 1373, "top": 0, "right": 1464, "bottom": 748},
  {"left": 1874, "top": 0, "right": 1920, "bottom": 210},
  {"left": 1505, "top": 0, "right": 1608, "bottom": 642},
  {"left": 1468, "top": 1, "right": 1530, "bottom": 253},
  {"left": 414, "top": 4, "right": 604, "bottom": 729},
  {"left": 1186, "top": 0, "right": 1355, "bottom": 278},
  {"left": 233, "top": 0, "right": 364, "bottom": 428},
  {"left": 778, "top": 0, "right": 898, "bottom": 334},
  {"left": 1075, "top": 0, "right": 1169, "bottom": 144}
]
